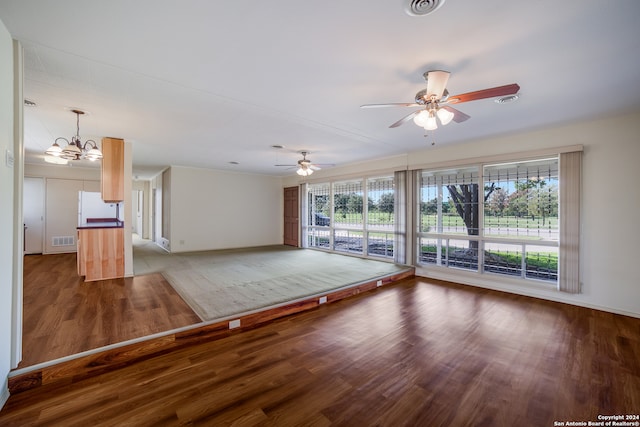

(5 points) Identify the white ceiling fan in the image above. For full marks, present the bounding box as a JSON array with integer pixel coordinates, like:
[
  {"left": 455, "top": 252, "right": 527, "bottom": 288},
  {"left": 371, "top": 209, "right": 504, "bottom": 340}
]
[
  {"left": 275, "top": 151, "right": 334, "bottom": 176},
  {"left": 361, "top": 70, "right": 520, "bottom": 130}
]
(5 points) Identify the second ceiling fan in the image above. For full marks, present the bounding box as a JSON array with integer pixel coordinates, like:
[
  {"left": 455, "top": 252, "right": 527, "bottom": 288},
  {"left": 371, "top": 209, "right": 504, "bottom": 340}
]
[
  {"left": 275, "top": 151, "right": 334, "bottom": 176},
  {"left": 361, "top": 70, "right": 520, "bottom": 130}
]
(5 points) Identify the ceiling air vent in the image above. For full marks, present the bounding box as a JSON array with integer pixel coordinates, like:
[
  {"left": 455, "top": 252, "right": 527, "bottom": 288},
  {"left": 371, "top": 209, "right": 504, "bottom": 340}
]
[
  {"left": 495, "top": 94, "right": 520, "bottom": 104},
  {"left": 404, "top": 0, "right": 446, "bottom": 16}
]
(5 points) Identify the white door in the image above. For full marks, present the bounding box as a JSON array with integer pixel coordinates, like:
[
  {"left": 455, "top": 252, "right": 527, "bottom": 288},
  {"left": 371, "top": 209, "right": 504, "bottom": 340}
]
[
  {"left": 136, "top": 190, "right": 143, "bottom": 236},
  {"left": 131, "top": 190, "right": 144, "bottom": 235},
  {"left": 131, "top": 191, "right": 138, "bottom": 234},
  {"left": 151, "top": 189, "right": 156, "bottom": 242},
  {"left": 23, "top": 177, "right": 45, "bottom": 254}
]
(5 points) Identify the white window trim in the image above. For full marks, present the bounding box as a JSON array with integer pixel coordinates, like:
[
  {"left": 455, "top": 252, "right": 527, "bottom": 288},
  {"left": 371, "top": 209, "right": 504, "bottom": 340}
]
[
  {"left": 303, "top": 175, "right": 401, "bottom": 262},
  {"left": 414, "top": 151, "right": 573, "bottom": 291}
]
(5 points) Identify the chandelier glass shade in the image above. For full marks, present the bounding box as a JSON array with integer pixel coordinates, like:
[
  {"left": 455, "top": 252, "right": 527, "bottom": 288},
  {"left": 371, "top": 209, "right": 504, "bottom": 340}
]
[{"left": 45, "top": 110, "right": 103, "bottom": 161}]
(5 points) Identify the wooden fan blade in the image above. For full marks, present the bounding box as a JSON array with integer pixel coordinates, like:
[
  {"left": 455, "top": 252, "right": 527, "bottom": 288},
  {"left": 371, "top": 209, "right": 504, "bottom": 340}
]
[
  {"left": 389, "top": 110, "right": 420, "bottom": 128},
  {"left": 446, "top": 83, "right": 520, "bottom": 104},
  {"left": 360, "top": 102, "right": 421, "bottom": 108},
  {"left": 441, "top": 105, "right": 470, "bottom": 123},
  {"left": 275, "top": 164, "right": 297, "bottom": 167},
  {"left": 426, "top": 70, "right": 450, "bottom": 100}
]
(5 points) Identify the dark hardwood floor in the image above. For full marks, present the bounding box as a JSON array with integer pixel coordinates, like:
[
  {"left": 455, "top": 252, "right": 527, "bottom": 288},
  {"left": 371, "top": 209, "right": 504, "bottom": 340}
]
[
  {"left": 3, "top": 277, "right": 639, "bottom": 426},
  {"left": 20, "top": 253, "right": 202, "bottom": 367}
]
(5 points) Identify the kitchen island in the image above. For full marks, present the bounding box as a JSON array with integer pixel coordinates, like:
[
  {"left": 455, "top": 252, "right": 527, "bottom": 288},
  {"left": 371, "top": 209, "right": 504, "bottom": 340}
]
[{"left": 77, "top": 219, "right": 124, "bottom": 282}]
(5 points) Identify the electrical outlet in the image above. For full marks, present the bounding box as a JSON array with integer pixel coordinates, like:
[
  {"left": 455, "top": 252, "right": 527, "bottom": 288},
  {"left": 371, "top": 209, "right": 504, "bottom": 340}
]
[
  {"left": 229, "top": 319, "right": 241, "bottom": 329},
  {"left": 377, "top": 280, "right": 383, "bottom": 287},
  {"left": 319, "top": 296, "right": 327, "bottom": 304}
]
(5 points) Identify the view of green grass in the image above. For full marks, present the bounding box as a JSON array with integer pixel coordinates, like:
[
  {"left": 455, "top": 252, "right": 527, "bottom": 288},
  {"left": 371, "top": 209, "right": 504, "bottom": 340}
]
[
  {"left": 421, "top": 214, "right": 559, "bottom": 229},
  {"left": 489, "top": 250, "right": 558, "bottom": 270},
  {"left": 330, "top": 213, "right": 393, "bottom": 227},
  {"left": 314, "top": 208, "right": 559, "bottom": 276},
  {"left": 484, "top": 215, "right": 558, "bottom": 228},
  {"left": 329, "top": 212, "right": 559, "bottom": 229},
  {"left": 368, "top": 232, "right": 393, "bottom": 239},
  {"left": 420, "top": 245, "right": 558, "bottom": 271}
]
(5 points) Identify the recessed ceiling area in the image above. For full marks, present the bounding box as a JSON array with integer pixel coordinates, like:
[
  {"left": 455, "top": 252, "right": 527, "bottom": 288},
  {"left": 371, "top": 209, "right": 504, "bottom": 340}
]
[{"left": 0, "top": 1, "right": 639, "bottom": 178}]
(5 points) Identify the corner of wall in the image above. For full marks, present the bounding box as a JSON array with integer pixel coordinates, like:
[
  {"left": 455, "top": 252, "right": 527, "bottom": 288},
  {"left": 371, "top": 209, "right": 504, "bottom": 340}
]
[
  {"left": 0, "top": 19, "right": 16, "bottom": 410},
  {"left": 0, "top": 378, "right": 9, "bottom": 410},
  {"left": 123, "top": 140, "right": 133, "bottom": 277}
]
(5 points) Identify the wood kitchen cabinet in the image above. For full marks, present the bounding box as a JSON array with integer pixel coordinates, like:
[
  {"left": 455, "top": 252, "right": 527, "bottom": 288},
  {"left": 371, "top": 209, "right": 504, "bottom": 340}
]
[
  {"left": 101, "top": 137, "right": 124, "bottom": 202},
  {"left": 77, "top": 226, "right": 124, "bottom": 281}
]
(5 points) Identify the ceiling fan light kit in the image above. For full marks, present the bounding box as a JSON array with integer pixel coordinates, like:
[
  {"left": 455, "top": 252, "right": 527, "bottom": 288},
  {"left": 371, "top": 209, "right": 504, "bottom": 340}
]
[
  {"left": 412, "top": 102, "right": 454, "bottom": 130},
  {"left": 296, "top": 165, "right": 313, "bottom": 176},
  {"left": 361, "top": 70, "right": 520, "bottom": 134},
  {"left": 45, "top": 109, "right": 103, "bottom": 162}
]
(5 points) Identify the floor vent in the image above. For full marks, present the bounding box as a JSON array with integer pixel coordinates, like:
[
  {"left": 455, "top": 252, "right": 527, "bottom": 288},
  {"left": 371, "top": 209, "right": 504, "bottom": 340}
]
[{"left": 52, "top": 236, "right": 75, "bottom": 247}]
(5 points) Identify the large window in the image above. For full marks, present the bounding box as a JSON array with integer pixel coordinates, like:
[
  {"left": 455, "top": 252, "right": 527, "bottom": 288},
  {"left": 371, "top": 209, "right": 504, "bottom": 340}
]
[
  {"left": 417, "top": 158, "right": 560, "bottom": 284},
  {"left": 307, "top": 183, "right": 331, "bottom": 249},
  {"left": 418, "top": 167, "right": 480, "bottom": 272},
  {"left": 483, "top": 159, "right": 558, "bottom": 281},
  {"left": 333, "top": 179, "right": 364, "bottom": 255},
  {"left": 305, "top": 175, "right": 396, "bottom": 260},
  {"left": 366, "top": 176, "right": 395, "bottom": 258},
  {"left": 303, "top": 149, "right": 579, "bottom": 291}
]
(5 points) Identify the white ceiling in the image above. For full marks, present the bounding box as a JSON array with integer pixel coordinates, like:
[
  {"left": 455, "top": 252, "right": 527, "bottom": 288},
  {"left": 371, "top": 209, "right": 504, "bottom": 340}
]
[{"left": 1, "top": 0, "right": 639, "bottom": 178}]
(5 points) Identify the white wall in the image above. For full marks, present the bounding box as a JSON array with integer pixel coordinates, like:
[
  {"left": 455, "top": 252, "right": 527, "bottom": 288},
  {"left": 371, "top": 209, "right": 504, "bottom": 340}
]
[
  {"left": 284, "top": 112, "right": 640, "bottom": 318},
  {"left": 25, "top": 163, "right": 100, "bottom": 181},
  {"left": 0, "top": 17, "right": 14, "bottom": 408},
  {"left": 25, "top": 164, "right": 101, "bottom": 254},
  {"left": 44, "top": 178, "right": 84, "bottom": 253},
  {"left": 168, "top": 166, "right": 283, "bottom": 252}
]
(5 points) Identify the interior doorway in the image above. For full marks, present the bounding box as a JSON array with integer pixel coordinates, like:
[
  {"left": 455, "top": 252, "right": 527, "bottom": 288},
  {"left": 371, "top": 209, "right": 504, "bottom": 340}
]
[
  {"left": 23, "top": 176, "right": 44, "bottom": 254},
  {"left": 132, "top": 190, "right": 143, "bottom": 235},
  {"left": 152, "top": 188, "right": 157, "bottom": 243},
  {"left": 283, "top": 186, "right": 299, "bottom": 247}
]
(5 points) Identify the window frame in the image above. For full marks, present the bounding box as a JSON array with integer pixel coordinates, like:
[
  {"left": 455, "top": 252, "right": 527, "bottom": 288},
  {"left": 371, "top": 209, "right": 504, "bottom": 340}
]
[
  {"left": 303, "top": 174, "right": 398, "bottom": 262},
  {"left": 300, "top": 145, "right": 581, "bottom": 293},
  {"left": 415, "top": 156, "right": 562, "bottom": 286}
]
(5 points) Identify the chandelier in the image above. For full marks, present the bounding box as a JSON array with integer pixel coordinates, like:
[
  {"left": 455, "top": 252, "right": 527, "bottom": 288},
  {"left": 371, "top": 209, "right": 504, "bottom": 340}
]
[{"left": 45, "top": 109, "right": 103, "bottom": 161}]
